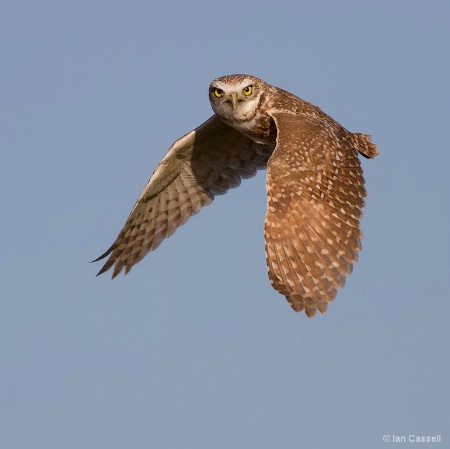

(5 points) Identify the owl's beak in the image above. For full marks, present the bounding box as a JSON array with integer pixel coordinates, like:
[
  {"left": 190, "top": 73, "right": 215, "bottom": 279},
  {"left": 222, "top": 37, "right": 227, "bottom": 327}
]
[{"left": 230, "top": 93, "right": 238, "bottom": 110}]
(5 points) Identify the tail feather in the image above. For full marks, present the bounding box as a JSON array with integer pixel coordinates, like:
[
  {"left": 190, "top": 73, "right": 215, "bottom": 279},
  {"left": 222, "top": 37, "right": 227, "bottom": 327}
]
[{"left": 354, "top": 133, "right": 379, "bottom": 159}]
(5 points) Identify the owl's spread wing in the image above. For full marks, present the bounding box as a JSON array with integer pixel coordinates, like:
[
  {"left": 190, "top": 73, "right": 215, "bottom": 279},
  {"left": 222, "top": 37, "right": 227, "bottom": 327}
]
[
  {"left": 264, "top": 112, "right": 367, "bottom": 317},
  {"left": 94, "top": 115, "right": 274, "bottom": 278}
]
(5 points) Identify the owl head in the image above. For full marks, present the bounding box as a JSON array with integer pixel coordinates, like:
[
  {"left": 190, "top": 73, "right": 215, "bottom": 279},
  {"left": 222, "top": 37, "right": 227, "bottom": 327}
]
[{"left": 209, "top": 74, "right": 264, "bottom": 121}]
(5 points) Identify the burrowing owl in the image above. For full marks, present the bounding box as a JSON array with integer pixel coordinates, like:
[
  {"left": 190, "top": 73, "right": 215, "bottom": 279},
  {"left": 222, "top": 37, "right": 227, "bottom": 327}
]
[{"left": 94, "top": 74, "right": 378, "bottom": 317}]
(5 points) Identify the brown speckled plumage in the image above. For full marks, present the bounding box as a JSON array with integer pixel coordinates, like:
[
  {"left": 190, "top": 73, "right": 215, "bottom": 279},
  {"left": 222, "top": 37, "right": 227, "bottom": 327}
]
[{"left": 94, "top": 74, "right": 378, "bottom": 317}]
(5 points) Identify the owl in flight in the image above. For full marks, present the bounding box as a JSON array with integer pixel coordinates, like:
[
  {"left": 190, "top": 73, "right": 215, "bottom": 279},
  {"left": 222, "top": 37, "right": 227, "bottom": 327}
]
[{"left": 94, "top": 74, "right": 378, "bottom": 317}]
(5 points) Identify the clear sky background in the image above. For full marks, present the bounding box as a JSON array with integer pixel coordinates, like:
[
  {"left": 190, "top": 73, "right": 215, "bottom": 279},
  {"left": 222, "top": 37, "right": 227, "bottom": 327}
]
[{"left": 1, "top": 1, "right": 449, "bottom": 448}]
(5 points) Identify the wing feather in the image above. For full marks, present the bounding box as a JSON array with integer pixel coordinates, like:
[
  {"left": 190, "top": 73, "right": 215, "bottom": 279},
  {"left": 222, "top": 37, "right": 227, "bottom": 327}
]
[
  {"left": 265, "top": 112, "right": 369, "bottom": 315},
  {"left": 94, "top": 115, "right": 274, "bottom": 277}
]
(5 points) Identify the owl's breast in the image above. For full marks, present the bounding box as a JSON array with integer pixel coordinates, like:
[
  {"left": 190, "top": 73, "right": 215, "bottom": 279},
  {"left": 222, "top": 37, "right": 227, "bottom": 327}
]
[{"left": 224, "top": 112, "right": 277, "bottom": 146}]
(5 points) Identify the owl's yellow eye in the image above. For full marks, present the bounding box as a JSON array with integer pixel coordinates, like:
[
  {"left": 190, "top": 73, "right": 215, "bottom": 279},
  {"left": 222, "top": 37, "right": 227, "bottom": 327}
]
[
  {"left": 243, "top": 85, "right": 253, "bottom": 96},
  {"left": 214, "top": 88, "right": 224, "bottom": 98}
]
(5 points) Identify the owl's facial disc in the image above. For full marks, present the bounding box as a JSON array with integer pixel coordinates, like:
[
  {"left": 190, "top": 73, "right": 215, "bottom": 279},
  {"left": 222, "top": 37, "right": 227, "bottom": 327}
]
[{"left": 209, "top": 78, "right": 259, "bottom": 120}]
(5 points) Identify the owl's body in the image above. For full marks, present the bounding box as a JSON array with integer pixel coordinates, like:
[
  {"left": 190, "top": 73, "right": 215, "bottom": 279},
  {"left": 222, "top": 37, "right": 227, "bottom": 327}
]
[{"left": 94, "top": 74, "right": 378, "bottom": 317}]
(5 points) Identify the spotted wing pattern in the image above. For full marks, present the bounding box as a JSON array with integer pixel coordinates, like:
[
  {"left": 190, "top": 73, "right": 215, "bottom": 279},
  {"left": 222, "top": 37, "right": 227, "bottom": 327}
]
[
  {"left": 264, "top": 112, "right": 368, "bottom": 316},
  {"left": 94, "top": 115, "right": 273, "bottom": 278}
]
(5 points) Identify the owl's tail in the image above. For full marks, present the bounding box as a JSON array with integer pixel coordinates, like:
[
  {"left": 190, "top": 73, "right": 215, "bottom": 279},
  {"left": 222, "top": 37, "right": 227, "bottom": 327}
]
[{"left": 353, "top": 133, "right": 379, "bottom": 159}]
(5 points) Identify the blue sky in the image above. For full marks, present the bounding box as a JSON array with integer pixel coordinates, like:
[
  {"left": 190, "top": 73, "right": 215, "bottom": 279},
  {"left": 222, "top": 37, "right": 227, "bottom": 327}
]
[{"left": 1, "top": 1, "right": 449, "bottom": 448}]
